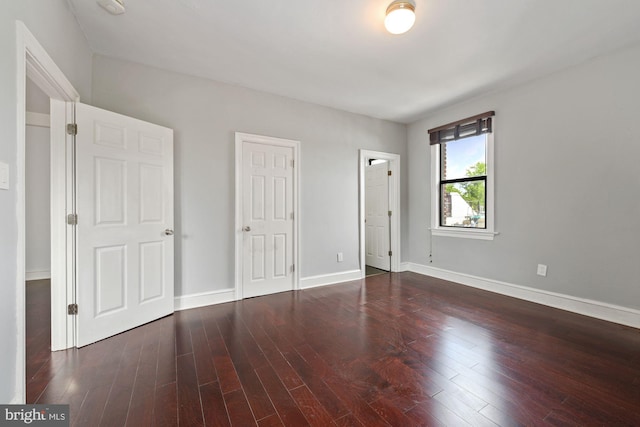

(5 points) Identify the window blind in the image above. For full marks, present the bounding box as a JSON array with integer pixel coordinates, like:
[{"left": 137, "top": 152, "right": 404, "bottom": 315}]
[{"left": 428, "top": 111, "right": 495, "bottom": 145}]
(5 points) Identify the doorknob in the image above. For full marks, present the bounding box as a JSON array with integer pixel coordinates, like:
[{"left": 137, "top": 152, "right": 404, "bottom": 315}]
[
  {"left": 243, "top": 226, "right": 251, "bottom": 232},
  {"left": 163, "top": 229, "right": 174, "bottom": 236}
]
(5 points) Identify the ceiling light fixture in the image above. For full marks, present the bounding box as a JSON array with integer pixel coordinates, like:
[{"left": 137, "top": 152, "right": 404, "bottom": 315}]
[
  {"left": 384, "top": 0, "right": 416, "bottom": 35},
  {"left": 97, "top": 0, "right": 126, "bottom": 15}
]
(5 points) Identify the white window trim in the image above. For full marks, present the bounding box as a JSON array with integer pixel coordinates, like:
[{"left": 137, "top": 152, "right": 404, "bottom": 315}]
[{"left": 430, "top": 131, "right": 497, "bottom": 240}]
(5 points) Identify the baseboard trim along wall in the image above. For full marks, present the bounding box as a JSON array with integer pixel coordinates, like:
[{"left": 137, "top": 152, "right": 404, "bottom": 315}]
[
  {"left": 176, "top": 270, "right": 365, "bottom": 311},
  {"left": 299, "top": 269, "right": 363, "bottom": 290},
  {"left": 408, "top": 263, "right": 640, "bottom": 329},
  {"left": 25, "top": 270, "right": 51, "bottom": 281},
  {"left": 174, "top": 288, "right": 235, "bottom": 311}
]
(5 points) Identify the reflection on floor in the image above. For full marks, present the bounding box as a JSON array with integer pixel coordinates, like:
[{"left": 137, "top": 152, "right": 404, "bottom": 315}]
[{"left": 365, "top": 265, "right": 388, "bottom": 277}]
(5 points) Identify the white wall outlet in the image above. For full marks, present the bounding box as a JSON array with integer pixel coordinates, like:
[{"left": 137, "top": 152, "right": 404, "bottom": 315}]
[
  {"left": 337, "top": 252, "right": 343, "bottom": 262},
  {"left": 0, "top": 162, "right": 9, "bottom": 190},
  {"left": 537, "top": 264, "right": 547, "bottom": 277}
]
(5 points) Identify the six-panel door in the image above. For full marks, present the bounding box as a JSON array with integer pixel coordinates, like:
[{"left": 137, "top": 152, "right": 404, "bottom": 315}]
[
  {"left": 242, "top": 141, "right": 294, "bottom": 298},
  {"left": 75, "top": 103, "right": 174, "bottom": 347}
]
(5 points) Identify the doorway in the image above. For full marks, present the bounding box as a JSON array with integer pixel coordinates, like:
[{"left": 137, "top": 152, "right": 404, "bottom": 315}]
[
  {"left": 17, "top": 21, "right": 81, "bottom": 400},
  {"left": 25, "top": 79, "right": 51, "bottom": 283},
  {"left": 365, "top": 159, "right": 391, "bottom": 272},
  {"left": 25, "top": 78, "right": 54, "bottom": 395},
  {"left": 359, "top": 150, "right": 401, "bottom": 277}
]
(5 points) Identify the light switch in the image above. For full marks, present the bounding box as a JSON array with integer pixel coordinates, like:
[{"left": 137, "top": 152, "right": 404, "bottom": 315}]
[{"left": 0, "top": 162, "right": 9, "bottom": 190}]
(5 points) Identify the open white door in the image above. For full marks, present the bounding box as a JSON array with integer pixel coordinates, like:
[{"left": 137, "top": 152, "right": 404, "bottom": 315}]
[
  {"left": 237, "top": 134, "right": 297, "bottom": 298},
  {"left": 365, "top": 161, "right": 390, "bottom": 271},
  {"left": 75, "top": 103, "right": 174, "bottom": 347}
]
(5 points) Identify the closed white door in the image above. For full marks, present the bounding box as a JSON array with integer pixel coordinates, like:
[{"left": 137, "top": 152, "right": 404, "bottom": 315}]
[
  {"left": 75, "top": 103, "right": 174, "bottom": 347},
  {"left": 365, "top": 162, "right": 390, "bottom": 271},
  {"left": 240, "top": 138, "right": 295, "bottom": 298}
]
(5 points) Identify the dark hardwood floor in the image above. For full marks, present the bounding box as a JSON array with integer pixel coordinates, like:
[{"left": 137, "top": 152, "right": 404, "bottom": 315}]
[
  {"left": 365, "top": 266, "right": 388, "bottom": 277},
  {"left": 27, "top": 273, "right": 640, "bottom": 426}
]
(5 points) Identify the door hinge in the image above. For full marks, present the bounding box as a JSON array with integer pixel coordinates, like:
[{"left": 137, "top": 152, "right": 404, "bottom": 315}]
[
  {"left": 388, "top": 210, "right": 392, "bottom": 217},
  {"left": 388, "top": 250, "right": 393, "bottom": 256},
  {"left": 68, "top": 303, "right": 78, "bottom": 315},
  {"left": 66, "top": 123, "right": 77, "bottom": 135},
  {"left": 291, "top": 159, "right": 294, "bottom": 168},
  {"left": 388, "top": 170, "right": 392, "bottom": 176},
  {"left": 290, "top": 212, "right": 294, "bottom": 220},
  {"left": 67, "top": 213, "right": 78, "bottom": 225},
  {"left": 290, "top": 264, "right": 295, "bottom": 273}
]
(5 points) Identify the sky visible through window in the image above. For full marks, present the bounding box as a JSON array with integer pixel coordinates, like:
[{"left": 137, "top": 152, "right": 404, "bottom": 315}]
[{"left": 443, "top": 134, "right": 486, "bottom": 179}]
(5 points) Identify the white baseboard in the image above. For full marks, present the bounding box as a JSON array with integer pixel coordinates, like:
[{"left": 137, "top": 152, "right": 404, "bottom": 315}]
[
  {"left": 398, "top": 262, "right": 410, "bottom": 272},
  {"left": 299, "top": 269, "right": 363, "bottom": 290},
  {"left": 25, "top": 270, "right": 51, "bottom": 281},
  {"left": 26, "top": 111, "right": 50, "bottom": 128},
  {"left": 174, "top": 270, "right": 365, "bottom": 311},
  {"left": 408, "top": 263, "right": 640, "bottom": 329},
  {"left": 174, "top": 288, "right": 235, "bottom": 311}
]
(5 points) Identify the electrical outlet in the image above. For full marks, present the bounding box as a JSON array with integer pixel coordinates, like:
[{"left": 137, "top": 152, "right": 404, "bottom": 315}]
[
  {"left": 537, "top": 264, "right": 547, "bottom": 277},
  {"left": 337, "top": 252, "right": 343, "bottom": 262}
]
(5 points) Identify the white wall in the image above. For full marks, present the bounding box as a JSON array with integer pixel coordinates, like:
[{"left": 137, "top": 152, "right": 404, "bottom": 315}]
[
  {"left": 25, "top": 125, "right": 50, "bottom": 278},
  {"left": 25, "top": 79, "right": 51, "bottom": 280},
  {"left": 91, "top": 55, "right": 408, "bottom": 297},
  {"left": 1, "top": 0, "right": 92, "bottom": 403},
  {"left": 408, "top": 43, "right": 640, "bottom": 311}
]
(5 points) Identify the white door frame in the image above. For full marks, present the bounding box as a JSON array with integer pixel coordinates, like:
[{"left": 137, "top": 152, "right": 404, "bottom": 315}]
[
  {"left": 16, "top": 21, "right": 80, "bottom": 362},
  {"left": 234, "top": 132, "right": 300, "bottom": 300},
  {"left": 16, "top": 21, "right": 80, "bottom": 384},
  {"left": 359, "top": 150, "right": 401, "bottom": 276}
]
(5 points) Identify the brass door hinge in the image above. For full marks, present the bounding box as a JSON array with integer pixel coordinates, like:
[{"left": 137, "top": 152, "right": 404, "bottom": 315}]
[
  {"left": 67, "top": 213, "right": 78, "bottom": 225},
  {"left": 68, "top": 304, "right": 78, "bottom": 315}
]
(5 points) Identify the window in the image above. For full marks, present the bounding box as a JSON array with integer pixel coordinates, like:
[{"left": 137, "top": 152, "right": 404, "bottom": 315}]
[{"left": 429, "top": 111, "right": 496, "bottom": 239}]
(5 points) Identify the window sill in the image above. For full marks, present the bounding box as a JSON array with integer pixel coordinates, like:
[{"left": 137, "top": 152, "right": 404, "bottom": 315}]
[{"left": 430, "top": 228, "right": 498, "bottom": 241}]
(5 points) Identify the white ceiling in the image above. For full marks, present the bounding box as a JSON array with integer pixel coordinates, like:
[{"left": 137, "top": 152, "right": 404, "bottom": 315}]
[{"left": 68, "top": 0, "right": 640, "bottom": 123}]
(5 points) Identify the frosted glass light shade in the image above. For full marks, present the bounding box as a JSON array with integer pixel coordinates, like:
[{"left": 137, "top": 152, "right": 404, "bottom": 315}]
[{"left": 384, "top": 1, "right": 415, "bottom": 35}]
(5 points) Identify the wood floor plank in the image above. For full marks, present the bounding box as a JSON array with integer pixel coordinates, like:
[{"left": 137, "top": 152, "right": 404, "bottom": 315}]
[
  {"left": 288, "top": 385, "right": 334, "bottom": 426},
  {"left": 257, "top": 414, "right": 284, "bottom": 427},
  {"left": 224, "top": 389, "right": 257, "bottom": 426},
  {"left": 333, "top": 413, "right": 366, "bottom": 427},
  {"left": 241, "top": 313, "right": 305, "bottom": 390},
  {"left": 98, "top": 335, "right": 145, "bottom": 427},
  {"left": 203, "top": 317, "right": 243, "bottom": 394},
  {"left": 254, "top": 365, "right": 309, "bottom": 427},
  {"left": 175, "top": 310, "right": 196, "bottom": 356},
  {"left": 218, "top": 317, "right": 276, "bottom": 420},
  {"left": 177, "top": 354, "right": 205, "bottom": 427},
  {"left": 367, "top": 395, "right": 418, "bottom": 426},
  {"left": 155, "top": 316, "right": 177, "bottom": 388},
  {"left": 192, "top": 321, "right": 218, "bottom": 386},
  {"left": 281, "top": 349, "right": 349, "bottom": 420},
  {"left": 72, "top": 384, "right": 112, "bottom": 427},
  {"left": 125, "top": 327, "right": 161, "bottom": 427},
  {"left": 200, "top": 381, "right": 231, "bottom": 427},
  {"left": 152, "top": 382, "right": 178, "bottom": 427},
  {"left": 432, "top": 389, "right": 497, "bottom": 427}
]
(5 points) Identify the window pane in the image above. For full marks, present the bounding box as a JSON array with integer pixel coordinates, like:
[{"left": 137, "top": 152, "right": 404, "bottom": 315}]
[
  {"left": 441, "top": 134, "right": 487, "bottom": 180},
  {"left": 441, "top": 180, "right": 486, "bottom": 228}
]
